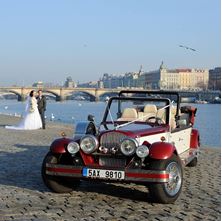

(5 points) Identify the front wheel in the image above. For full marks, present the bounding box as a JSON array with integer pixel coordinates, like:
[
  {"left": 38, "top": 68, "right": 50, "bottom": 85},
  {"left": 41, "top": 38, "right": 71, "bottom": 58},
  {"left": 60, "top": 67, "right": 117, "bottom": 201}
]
[
  {"left": 42, "top": 152, "right": 80, "bottom": 193},
  {"left": 147, "top": 154, "right": 183, "bottom": 204}
]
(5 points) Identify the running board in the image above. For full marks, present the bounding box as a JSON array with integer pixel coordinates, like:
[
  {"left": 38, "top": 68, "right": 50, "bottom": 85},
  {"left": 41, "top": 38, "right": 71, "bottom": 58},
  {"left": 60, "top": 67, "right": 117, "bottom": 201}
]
[{"left": 179, "top": 148, "right": 200, "bottom": 166}]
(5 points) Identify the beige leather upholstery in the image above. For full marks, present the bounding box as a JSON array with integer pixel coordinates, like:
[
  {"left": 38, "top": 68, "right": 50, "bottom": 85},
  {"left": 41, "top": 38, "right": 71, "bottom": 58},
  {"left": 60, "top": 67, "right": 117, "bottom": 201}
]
[
  {"left": 138, "top": 104, "right": 157, "bottom": 121},
  {"left": 117, "top": 108, "right": 138, "bottom": 121},
  {"left": 156, "top": 108, "right": 166, "bottom": 123},
  {"left": 138, "top": 111, "right": 145, "bottom": 120},
  {"left": 170, "top": 106, "right": 179, "bottom": 129},
  {"left": 144, "top": 104, "right": 157, "bottom": 114}
]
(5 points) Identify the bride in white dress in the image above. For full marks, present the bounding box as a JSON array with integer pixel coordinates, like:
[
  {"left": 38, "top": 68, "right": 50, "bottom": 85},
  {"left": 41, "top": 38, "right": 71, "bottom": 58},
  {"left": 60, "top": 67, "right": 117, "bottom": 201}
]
[{"left": 6, "top": 90, "right": 43, "bottom": 130}]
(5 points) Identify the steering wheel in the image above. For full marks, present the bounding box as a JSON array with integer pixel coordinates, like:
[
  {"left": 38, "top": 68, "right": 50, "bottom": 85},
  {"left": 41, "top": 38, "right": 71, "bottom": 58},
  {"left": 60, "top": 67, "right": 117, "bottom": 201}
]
[{"left": 146, "top": 116, "right": 165, "bottom": 125}]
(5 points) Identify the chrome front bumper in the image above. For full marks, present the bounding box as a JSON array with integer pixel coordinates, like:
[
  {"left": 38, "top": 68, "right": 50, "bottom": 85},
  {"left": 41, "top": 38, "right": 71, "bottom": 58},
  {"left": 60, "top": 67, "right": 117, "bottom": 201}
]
[{"left": 46, "top": 163, "right": 169, "bottom": 183}]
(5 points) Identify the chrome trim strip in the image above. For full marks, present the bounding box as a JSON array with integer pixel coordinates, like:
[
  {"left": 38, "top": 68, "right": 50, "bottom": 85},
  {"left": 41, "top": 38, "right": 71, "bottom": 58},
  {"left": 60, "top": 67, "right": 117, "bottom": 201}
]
[
  {"left": 45, "top": 163, "right": 169, "bottom": 182},
  {"left": 46, "top": 171, "right": 82, "bottom": 177},
  {"left": 46, "top": 163, "right": 82, "bottom": 169},
  {"left": 125, "top": 177, "right": 169, "bottom": 182}
]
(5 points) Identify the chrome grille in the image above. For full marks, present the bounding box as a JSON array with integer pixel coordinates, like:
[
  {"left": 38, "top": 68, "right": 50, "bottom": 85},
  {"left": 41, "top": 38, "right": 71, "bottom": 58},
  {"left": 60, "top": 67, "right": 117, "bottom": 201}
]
[
  {"left": 99, "top": 157, "right": 126, "bottom": 168},
  {"left": 100, "top": 132, "right": 128, "bottom": 149}
]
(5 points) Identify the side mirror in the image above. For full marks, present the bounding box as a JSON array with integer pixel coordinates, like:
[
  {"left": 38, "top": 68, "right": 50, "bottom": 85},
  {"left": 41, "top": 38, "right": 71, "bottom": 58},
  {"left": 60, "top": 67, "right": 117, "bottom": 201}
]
[
  {"left": 88, "top": 114, "right": 95, "bottom": 122},
  {"left": 177, "top": 119, "right": 187, "bottom": 127}
]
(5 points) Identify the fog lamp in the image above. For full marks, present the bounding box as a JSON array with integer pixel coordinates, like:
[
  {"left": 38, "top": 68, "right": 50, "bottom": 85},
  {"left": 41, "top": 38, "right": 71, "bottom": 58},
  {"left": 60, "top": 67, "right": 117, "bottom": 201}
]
[
  {"left": 136, "top": 145, "right": 149, "bottom": 158},
  {"left": 67, "top": 142, "right": 80, "bottom": 154}
]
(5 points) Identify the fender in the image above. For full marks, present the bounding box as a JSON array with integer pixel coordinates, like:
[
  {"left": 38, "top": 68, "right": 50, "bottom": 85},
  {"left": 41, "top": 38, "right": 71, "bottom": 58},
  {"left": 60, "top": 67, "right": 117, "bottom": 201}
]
[
  {"left": 50, "top": 138, "right": 73, "bottom": 154},
  {"left": 73, "top": 121, "right": 97, "bottom": 140},
  {"left": 149, "top": 142, "right": 176, "bottom": 160},
  {"left": 190, "top": 129, "right": 200, "bottom": 148}
]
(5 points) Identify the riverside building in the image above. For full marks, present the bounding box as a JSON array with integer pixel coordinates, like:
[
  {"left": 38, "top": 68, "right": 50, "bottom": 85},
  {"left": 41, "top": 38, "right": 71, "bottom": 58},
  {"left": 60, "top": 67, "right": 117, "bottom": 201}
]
[
  {"left": 101, "top": 72, "right": 144, "bottom": 89},
  {"left": 208, "top": 67, "right": 221, "bottom": 90},
  {"left": 64, "top": 76, "right": 77, "bottom": 88},
  {"left": 144, "top": 62, "right": 209, "bottom": 90}
]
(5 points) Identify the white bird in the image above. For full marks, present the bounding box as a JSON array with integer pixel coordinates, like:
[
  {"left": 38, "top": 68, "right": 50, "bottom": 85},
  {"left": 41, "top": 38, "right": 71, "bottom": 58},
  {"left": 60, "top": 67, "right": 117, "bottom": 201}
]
[
  {"left": 50, "top": 113, "right": 55, "bottom": 121},
  {"left": 4, "top": 106, "right": 8, "bottom": 109}
]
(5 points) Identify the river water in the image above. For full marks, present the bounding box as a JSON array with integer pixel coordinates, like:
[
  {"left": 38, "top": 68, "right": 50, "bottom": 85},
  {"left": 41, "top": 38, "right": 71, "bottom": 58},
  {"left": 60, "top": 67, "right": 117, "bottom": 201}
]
[{"left": 0, "top": 100, "right": 220, "bottom": 148}]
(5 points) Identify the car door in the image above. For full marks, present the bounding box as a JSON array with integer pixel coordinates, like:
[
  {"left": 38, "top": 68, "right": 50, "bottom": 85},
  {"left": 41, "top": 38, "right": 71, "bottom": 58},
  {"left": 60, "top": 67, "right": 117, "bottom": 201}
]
[{"left": 170, "top": 127, "right": 192, "bottom": 154}]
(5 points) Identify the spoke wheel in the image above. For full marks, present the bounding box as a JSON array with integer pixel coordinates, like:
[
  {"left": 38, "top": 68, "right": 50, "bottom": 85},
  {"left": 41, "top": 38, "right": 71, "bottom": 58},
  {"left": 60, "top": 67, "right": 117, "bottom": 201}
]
[
  {"left": 147, "top": 154, "right": 183, "bottom": 204},
  {"left": 164, "top": 162, "right": 182, "bottom": 196}
]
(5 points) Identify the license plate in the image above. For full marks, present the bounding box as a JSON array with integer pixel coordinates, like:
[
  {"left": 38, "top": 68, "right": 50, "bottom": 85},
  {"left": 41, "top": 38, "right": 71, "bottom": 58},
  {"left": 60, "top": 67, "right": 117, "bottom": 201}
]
[{"left": 82, "top": 168, "right": 125, "bottom": 180}]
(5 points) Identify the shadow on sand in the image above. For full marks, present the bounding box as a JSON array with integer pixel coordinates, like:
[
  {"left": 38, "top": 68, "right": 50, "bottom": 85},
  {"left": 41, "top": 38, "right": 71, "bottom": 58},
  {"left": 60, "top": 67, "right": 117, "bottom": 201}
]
[{"left": 0, "top": 144, "right": 151, "bottom": 202}]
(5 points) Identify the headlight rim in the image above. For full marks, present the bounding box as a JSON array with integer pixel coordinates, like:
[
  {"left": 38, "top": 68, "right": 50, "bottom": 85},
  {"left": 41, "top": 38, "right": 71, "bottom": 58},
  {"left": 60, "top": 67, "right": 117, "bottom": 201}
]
[
  {"left": 80, "top": 134, "right": 99, "bottom": 154},
  {"left": 120, "top": 137, "right": 138, "bottom": 156},
  {"left": 67, "top": 141, "right": 80, "bottom": 154}
]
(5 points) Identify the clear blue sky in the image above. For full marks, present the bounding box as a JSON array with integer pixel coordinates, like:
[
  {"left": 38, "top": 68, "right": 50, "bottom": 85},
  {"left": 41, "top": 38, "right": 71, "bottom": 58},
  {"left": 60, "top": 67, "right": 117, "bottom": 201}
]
[{"left": 0, "top": 0, "right": 220, "bottom": 86}]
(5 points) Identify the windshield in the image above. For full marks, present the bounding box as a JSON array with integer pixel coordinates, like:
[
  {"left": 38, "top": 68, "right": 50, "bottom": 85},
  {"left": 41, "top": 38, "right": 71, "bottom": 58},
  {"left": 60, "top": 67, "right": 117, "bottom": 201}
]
[{"left": 100, "top": 97, "right": 171, "bottom": 130}]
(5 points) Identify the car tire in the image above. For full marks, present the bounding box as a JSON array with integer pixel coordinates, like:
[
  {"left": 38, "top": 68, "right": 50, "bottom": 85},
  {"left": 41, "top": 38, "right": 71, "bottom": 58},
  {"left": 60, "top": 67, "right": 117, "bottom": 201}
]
[
  {"left": 187, "top": 157, "right": 198, "bottom": 167},
  {"left": 42, "top": 152, "right": 80, "bottom": 193},
  {"left": 147, "top": 154, "right": 183, "bottom": 204}
]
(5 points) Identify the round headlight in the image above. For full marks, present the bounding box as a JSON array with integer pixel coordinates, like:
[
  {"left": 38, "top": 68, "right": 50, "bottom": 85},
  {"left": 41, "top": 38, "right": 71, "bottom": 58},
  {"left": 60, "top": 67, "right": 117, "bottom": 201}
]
[
  {"left": 120, "top": 138, "right": 138, "bottom": 156},
  {"left": 80, "top": 135, "right": 98, "bottom": 154},
  {"left": 67, "top": 142, "right": 80, "bottom": 154},
  {"left": 136, "top": 145, "right": 149, "bottom": 158}
]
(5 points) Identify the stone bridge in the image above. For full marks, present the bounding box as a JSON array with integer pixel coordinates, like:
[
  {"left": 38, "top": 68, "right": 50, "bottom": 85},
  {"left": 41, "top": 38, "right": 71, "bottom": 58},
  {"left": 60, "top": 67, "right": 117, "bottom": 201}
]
[
  {"left": 0, "top": 87, "right": 220, "bottom": 102},
  {"left": 0, "top": 87, "right": 125, "bottom": 101}
]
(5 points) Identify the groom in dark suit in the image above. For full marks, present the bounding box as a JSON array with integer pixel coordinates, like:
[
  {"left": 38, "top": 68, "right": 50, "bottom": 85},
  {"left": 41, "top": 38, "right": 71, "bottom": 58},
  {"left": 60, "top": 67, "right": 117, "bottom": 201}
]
[{"left": 37, "top": 89, "right": 47, "bottom": 129}]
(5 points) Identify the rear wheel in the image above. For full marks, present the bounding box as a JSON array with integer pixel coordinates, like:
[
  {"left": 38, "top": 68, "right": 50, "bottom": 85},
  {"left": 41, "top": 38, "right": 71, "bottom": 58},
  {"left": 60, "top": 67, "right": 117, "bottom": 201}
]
[
  {"left": 187, "top": 157, "right": 198, "bottom": 167},
  {"left": 147, "top": 154, "right": 183, "bottom": 204},
  {"left": 42, "top": 152, "right": 80, "bottom": 193}
]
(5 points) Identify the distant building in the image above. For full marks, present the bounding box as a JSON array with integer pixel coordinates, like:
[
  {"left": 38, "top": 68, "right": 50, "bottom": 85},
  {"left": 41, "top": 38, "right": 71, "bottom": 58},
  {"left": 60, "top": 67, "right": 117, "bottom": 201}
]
[
  {"left": 32, "top": 81, "right": 44, "bottom": 88},
  {"left": 78, "top": 81, "right": 98, "bottom": 88},
  {"left": 64, "top": 77, "right": 77, "bottom": 88},
  {"left": 101, "top": 71, "right": 144, "bottom": 89},
  {"left": 101, "top": 73, "right": 123, "bottom": 88},
  {"left": 97, "top": 80, "right": 104, "bottom": 88},
  {"left": 144, "top": 69, "right": 161, "bottom": 89},
  {"left": 144, "top": 62, "right": 209, "bottom": 90},
  {"left": 209, "top": 67, "right": 221, "bottom": 90},
  {"left": 44, "top": 82, "right": 61, "bottom": 88}
]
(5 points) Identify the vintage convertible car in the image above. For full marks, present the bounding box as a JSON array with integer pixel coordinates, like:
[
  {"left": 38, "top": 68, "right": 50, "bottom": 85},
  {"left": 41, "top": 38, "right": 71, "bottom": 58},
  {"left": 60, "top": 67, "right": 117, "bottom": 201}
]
[{"left": 42, "top": 90, "right": 200, "bottom": 204}]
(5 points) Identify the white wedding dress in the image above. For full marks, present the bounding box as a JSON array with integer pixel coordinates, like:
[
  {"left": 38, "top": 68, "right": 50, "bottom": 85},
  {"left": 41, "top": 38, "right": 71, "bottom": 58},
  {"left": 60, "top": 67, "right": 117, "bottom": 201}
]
[{"left": 6, "top": 96, "right": 43, "bottom": 130}]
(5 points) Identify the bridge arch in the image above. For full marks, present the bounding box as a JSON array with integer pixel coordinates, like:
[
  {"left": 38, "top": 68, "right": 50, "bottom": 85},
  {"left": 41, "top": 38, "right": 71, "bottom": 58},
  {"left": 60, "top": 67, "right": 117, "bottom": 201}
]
[
  {"left": 0, "top": 89, "right": 28, "bottom": 101},
  {"left": 42, "top": 90, "right": 60, "bottom": 101},
  {"left": 99, "top": 92, "right": 119, "bottom": 101},
  {"left": 63, "top": 90, "right": 97, "bottom": 101}
]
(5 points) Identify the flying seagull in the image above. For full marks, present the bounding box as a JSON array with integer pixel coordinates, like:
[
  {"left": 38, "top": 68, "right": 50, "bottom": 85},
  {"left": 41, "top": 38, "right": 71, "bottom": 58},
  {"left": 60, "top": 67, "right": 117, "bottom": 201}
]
[{"left": 179, "top": 45, "right": 196, "bottom": 52}]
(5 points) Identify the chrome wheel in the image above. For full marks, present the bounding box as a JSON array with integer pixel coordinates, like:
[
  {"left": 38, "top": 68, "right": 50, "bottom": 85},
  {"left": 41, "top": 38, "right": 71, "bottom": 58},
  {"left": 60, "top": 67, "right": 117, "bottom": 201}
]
[
  {"left": 164, "top": 162, "right": 182, "bottom": 196},
  {"left": 147, "top": 154, "right": 183, "bottom": 203}
]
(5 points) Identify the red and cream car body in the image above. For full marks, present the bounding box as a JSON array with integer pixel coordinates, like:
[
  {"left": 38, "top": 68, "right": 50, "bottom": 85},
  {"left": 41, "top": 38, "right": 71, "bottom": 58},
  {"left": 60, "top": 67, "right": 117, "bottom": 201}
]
[{"left": 42, "top": 91, "right": 200, "bottom": 203}]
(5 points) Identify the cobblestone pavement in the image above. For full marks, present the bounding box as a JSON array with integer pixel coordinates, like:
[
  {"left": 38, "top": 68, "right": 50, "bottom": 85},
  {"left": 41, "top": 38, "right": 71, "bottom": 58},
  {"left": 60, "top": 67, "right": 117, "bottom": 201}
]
[{"left": 0, "top": 115, "right": 221, "bottom": 221}]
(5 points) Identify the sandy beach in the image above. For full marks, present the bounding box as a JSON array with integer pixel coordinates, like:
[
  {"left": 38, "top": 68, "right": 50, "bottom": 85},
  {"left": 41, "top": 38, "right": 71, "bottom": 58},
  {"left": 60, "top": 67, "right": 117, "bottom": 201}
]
[{"left": 0, "top": 114, "right": 220, "bottom": 221}]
